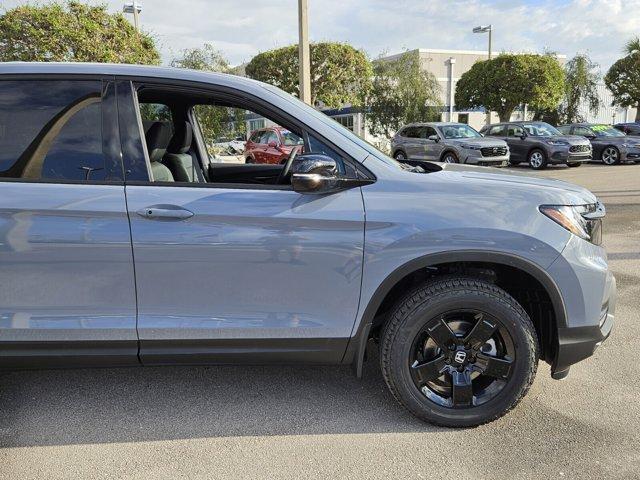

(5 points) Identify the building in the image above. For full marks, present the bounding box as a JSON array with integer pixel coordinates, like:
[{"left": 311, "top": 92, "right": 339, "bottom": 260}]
[{"left": 575, "top": 83, "right": 637, "bottom": 124}]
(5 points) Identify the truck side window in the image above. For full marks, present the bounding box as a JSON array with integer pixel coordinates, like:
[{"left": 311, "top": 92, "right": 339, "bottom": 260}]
[{"left": 0, "top": 80, "right": 116, "bottom": 182}]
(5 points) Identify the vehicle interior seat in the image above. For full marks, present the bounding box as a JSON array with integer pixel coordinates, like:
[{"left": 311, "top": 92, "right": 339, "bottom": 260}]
[
  {"left": 145, "top": 121, "right": 174, "bottom": 182},
  {"left": 163, "top": 122, "right": 199, "bottom": 182}
]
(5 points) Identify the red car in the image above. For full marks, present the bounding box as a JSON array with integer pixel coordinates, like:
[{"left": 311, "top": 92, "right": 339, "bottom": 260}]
[{"left": 244, "top": 126, "right": 304, "bottom": 164}]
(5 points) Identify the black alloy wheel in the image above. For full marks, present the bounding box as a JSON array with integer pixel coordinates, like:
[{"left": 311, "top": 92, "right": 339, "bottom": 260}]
[
  {"left": 409, "top": 310, "right": 515, "bottom": 409},
  {"left": 380, "top": 277, "right": 538, "bottom": 427}
]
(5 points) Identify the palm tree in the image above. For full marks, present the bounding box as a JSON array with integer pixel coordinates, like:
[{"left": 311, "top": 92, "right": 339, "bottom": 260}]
[{"left": 624, "top": 37, "right": 640, "bottom": 55}]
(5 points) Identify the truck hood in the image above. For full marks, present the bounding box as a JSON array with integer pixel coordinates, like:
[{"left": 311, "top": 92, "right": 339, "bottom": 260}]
[{"left": 436, "top": 163, "right": 598, "bottom": 205}]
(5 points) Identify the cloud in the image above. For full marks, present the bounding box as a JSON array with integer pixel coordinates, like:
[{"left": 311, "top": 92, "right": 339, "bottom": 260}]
[{"left": 1, "top": 0, "right": 639, "bottom": 71}]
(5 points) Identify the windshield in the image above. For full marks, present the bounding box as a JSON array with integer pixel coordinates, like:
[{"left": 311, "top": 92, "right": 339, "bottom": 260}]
[
  {"left": 590, "top": 124, "right": 626, "bottom": 137},
  {"left": 522, "top": 122, "right": 561, "bottom": 136},
  {"left": 440, "top": 124, "right": 482, "bottom": 139},
  {"left": 281, "top": 130, "right": 304, "bottom": 146}
]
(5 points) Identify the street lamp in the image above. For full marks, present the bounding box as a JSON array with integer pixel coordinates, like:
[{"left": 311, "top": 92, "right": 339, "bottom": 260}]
[
  {"left": 473, "top": 25, "right": 492, "bottom": 59},
  {"left": 123, "top": 2, "right": 142, "bottom": 32},
  {"left": 473, "top": 25, "right": 492, "bottom": 124}
]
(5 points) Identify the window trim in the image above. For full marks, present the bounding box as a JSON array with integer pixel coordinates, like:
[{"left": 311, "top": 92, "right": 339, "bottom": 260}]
[
  {"left": 117, "top": 77, "right": 374, "bottom": 190},
  {"left": 0, "top": 74, "right": 124, "bottom": 186},
  {"left": 129, "top": 82, "right": 156, "bottom": 181}
]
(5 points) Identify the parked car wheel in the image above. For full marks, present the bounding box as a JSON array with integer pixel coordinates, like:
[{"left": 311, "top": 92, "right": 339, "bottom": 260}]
[
  {"left": 380, "top": 276, "right": 538, "bottom": 428},
  {"left": 245, "top": 156, "right": 255, "bottom": 164},
  {"left": 442, "top": 152, "right": 459, "bottom": 163},
  {"left": 528, "top": 149, "right": 547, "bottom": 169},
  {"left": 394, "top": 151, "right": 407, "bottom": 161},
  {"left": 601, "top": 146, "right": 621, "bottom": 165},
  {"left": 508, "top": 159, "right": 521, "bottom": 166}
]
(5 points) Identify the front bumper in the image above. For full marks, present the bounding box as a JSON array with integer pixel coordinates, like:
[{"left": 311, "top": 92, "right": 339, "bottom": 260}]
[
  {"left": 463, "top": 150, "right": 509, "bottom": 167},
  {"left": 621, "top": 147, "right": 640, "bottom": 161},
  {"left": 549, "top": 148, "right": 592, "bottom": 164},
  {"left": 552, "top": 273, "right": 616, "bottom": 379},
  {"left": 547, "top": 235, "right": 616, "bottom": 379}
]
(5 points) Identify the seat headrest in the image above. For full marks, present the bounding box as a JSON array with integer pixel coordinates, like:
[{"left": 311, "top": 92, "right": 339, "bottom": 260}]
[
  {"left": 145, "top": 122, "right": 172, "bottom": 163},
  {"left": 167, "top": 122, "right": 193, "bottom": 155}
]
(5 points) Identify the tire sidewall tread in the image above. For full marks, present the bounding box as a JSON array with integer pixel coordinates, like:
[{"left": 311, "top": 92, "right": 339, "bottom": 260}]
[{"left": 380, "top": 276, "right": 539, "bottom": 428}]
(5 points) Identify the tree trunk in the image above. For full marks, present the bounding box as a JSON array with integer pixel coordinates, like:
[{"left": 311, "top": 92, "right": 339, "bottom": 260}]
[
  {"left": 635, "top": 105, "right": 640, "bottom": 122},
  {"left": 499, "top": 109, "right": 514, "bottom": 123}
]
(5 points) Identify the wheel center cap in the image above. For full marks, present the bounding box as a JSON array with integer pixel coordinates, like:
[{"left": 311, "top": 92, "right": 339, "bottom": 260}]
[{"left": 453, "top": 350, "right": 467, "bottom": 364}]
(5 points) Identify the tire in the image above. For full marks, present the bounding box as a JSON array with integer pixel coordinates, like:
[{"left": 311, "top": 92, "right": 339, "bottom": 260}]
[
  {"left": 508, "top": 159, "right": 521, "bottom": 166},
  {"left": 442, "top": 152, "right": 459, "bottom": 163},
  {"left": 394, "top": 151, "right": 407, "bottom": 161},
  {"left": 528, "top": 149, "right": 547, "bottom": 169},
  {"left": 380, "top": 276, "right": 538, "bottom": 428},
  {"left": 567, "top": 162, "right": 582, "bottom": 168},
  {"left": 245, "top": 156, "right": 255, "bottom": 164},
  {"left": 601, "top": 146, "right": 621, "bottom": 165}
]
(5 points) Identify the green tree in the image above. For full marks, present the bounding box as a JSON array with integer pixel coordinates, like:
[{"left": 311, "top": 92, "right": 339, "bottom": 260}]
[
  {"left": 245, "top": 42, "right": 372, "bottom": 108},
  {"left": 562, "top": 53, "right": 601, "bottom": 123},
  {"left": 170, "top": 44, "right": 243, "bottom": 149},
  {"left": 456, "top": 54, "right": 565, "bottom": 122},
  {"left": 605, "top": 37, "right": 640, "bottom": 121},
  {"left": 366, "top": 51, "right": 441, "bottom": 138},
  {"left": 171, "top": 43, "right": 230, "bottom": 72},
  {"left": 535, "top": 53, "right": 601, "bottom": 124},
  {"left": 0, "top": 1, "right": 159, "bottom": 64}
]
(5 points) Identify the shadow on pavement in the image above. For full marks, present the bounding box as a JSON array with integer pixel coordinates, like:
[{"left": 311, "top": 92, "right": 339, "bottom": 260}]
[{"left": 0, "top": 349, "right": 445, "bottom": 448}]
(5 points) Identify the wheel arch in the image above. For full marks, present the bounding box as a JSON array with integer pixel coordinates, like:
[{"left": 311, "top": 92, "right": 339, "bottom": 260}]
[
  {"left": 439, "top": 149, "right": 458, "bottom": 162},
  {"left": 527, "top": 146, "right": 547, "bottom": 159},
  {"left": 345, "top": 250, "right": 567, "bottom": 377},
  {"left": 392, "top": 147, "right": 407, "bottom": 159}
]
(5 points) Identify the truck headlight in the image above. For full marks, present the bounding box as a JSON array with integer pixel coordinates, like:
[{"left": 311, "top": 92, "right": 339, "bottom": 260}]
[
  {"left": 539, "top": 203, "right": 604, "bottom": 245},
  {"left": 545, "top": 140, "right": 569, "bottom": 146}
]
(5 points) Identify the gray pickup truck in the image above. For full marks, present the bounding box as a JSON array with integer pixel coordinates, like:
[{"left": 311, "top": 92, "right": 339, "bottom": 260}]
[{"left": 0, "top": 63, "right": 615, "bottom": 427}]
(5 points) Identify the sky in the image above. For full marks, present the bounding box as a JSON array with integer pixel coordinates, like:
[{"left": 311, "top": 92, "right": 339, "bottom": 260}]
[{"left": 3, "top": 0, "right": 640, "bottom": 71}]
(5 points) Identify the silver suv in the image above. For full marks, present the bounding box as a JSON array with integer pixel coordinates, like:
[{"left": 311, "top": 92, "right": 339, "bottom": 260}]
[{"left": 391, "top": 122, "right": 509, "bottom": 166}]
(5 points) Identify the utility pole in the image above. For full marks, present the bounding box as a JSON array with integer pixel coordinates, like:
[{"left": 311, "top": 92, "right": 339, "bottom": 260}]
[{"left": 298, "top": 0, "right": 311, "bottom": 105}]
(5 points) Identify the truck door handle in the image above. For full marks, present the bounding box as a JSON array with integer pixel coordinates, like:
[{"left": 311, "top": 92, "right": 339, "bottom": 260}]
[{"left": 136, "top": 205, "right": 194, "bottom": 220}]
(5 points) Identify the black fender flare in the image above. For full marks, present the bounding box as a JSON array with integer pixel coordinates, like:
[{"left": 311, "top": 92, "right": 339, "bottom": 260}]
[{"left": 344, "top": 250, "right": 567, "bottom": 377}]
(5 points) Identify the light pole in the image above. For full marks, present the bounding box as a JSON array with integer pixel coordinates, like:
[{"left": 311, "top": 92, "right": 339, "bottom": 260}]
[
  {"left": 473, "top": 25, "right": 492, "bottom": 124},
  {"left": 123, "top": 2, "right": 142, "bottom": 32},
  {"left": 448, "top": 57, "right": 456, "bottom": 122},
  {"left": 473, "top": 24, "right": 492, "bottom": 59},
  {"left": 298, "top": 0, "right": 311, "bottom": 105}
]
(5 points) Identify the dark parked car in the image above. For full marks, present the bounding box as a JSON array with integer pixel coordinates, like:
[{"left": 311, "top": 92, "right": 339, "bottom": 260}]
[
  {"left": 0, "top": 63, "right": 615, "bottom": 428},
  {"left": 613, "top": 122, "right": 640, "bottom": 137},
  {"left": 480, "top": 121, "right": 592, "bottom": 169},
  {"left": 244, "top": 126, "right": 304, "bottom": 164},
  {"left": 557, "top": 123, "right": 640, "bottom": 165},
  {"left": 391, "top": 122, "right": 509, "bottom": 166}
]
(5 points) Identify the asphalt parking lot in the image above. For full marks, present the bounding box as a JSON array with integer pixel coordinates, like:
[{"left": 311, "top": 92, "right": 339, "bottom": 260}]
[{"left": 0, "top": 163, "right": 638, "bottom": 480}]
